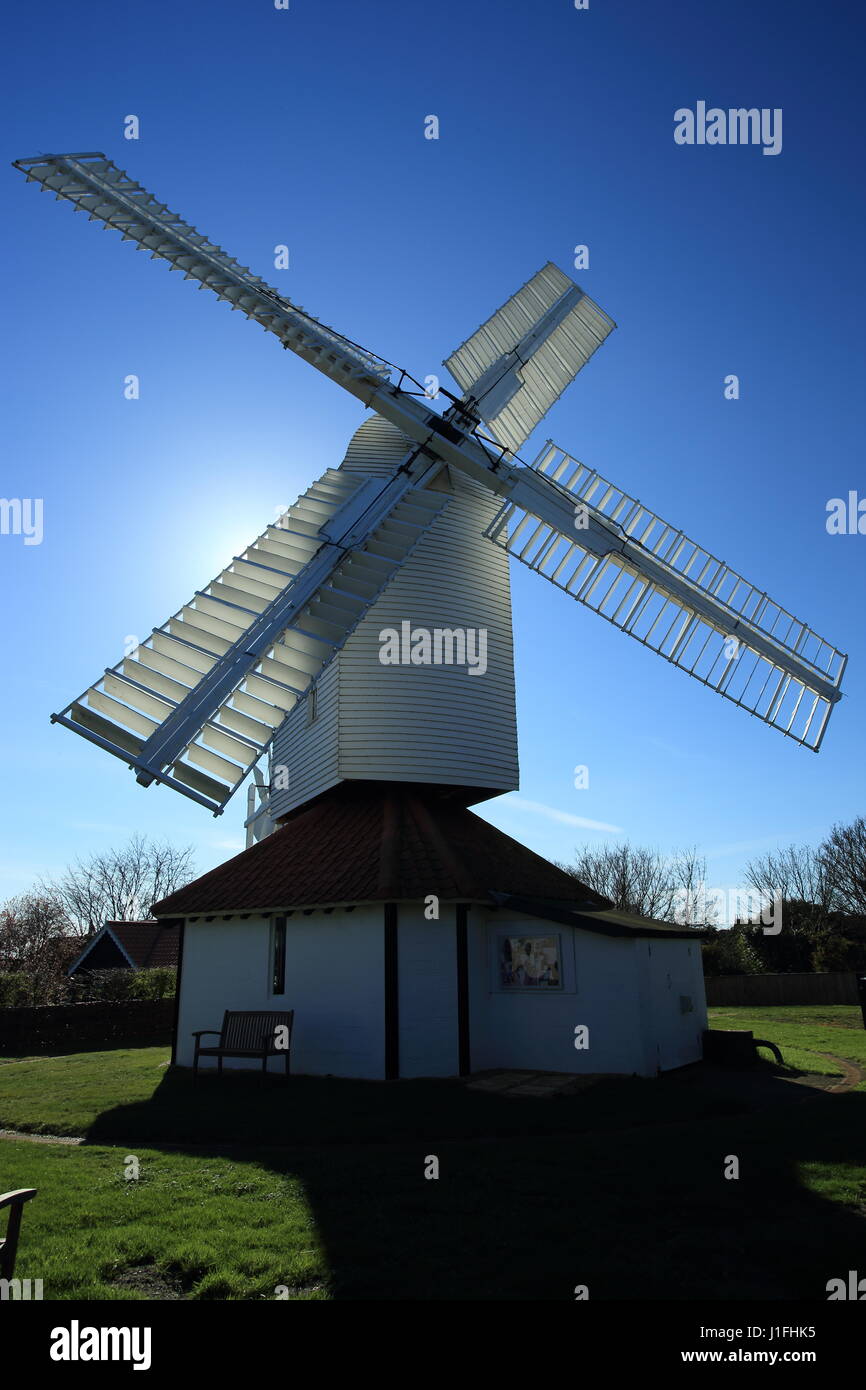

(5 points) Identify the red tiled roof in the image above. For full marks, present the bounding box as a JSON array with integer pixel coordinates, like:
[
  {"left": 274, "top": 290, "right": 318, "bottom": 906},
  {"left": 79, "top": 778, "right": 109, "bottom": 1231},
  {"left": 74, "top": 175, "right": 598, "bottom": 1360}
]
[
  {"left": 104, "top": 921, "right": 180, "bottom": 968},
  {"left": 152, "top": 782, "right": 611, "bottom": 917}
]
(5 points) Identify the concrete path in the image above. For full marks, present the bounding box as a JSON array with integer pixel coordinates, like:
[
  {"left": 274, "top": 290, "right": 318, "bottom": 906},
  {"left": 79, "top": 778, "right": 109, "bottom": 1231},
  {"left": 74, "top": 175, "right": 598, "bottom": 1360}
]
[
  {"left": 465, "top": 1069, "right": 611, "bottom": 1098},
  {"left": 813, "top": 1052, "right": 863, "bottom": 1093},
  {"left": 465, "top": 1050, "right": 864, "bottom": 1103},
  {"left": 0, "top": 1128, "right": 83, "bottom": 1145}
]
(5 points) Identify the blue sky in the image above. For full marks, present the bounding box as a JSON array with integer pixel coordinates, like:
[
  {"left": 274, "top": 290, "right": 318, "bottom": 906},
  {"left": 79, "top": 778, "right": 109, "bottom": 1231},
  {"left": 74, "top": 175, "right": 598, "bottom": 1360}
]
[{"left": 1, "top": 0, "right": 864, "bottom": 912}]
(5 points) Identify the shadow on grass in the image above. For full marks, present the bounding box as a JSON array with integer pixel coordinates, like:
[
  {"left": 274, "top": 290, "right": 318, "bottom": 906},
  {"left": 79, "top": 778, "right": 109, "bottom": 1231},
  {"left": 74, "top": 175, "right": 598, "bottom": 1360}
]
[{"left": 86, "top": 1066, "right": 866, "bottom": 1300}]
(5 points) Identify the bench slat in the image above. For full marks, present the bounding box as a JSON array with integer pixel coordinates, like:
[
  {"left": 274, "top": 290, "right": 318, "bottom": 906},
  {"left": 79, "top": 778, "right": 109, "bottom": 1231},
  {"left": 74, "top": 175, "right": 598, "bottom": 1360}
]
[
  {"left": 222, "top": 1010, "right": 292, "bottom": 1051},
  {"left": 193, "top": 1010, "right": 294, "bottom": 1081}
]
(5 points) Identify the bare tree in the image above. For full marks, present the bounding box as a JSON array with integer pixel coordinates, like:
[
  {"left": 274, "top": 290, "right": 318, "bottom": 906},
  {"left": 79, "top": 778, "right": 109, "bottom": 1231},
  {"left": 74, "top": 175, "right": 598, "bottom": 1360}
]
[
  {"left": 743, "top": 842, "right": 833, "bottom": 913},
  {"left": 41, "top": 833, "right": 195, "bottom": 934},
  {"left": 819, "top": 817, "right": 866, "bottom": 916},
  {"left": 560, "top": 843, "right": 717, "bottom": 925},
  {"left": 675, "top": 845, "right": 720, "bottom": 926}
]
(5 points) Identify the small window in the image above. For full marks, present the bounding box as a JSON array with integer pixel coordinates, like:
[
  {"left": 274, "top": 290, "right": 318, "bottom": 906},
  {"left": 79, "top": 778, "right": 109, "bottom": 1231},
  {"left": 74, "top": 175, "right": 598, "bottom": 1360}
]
[{"left": 272, "top": 915, "right": 287, "bottom": 996}]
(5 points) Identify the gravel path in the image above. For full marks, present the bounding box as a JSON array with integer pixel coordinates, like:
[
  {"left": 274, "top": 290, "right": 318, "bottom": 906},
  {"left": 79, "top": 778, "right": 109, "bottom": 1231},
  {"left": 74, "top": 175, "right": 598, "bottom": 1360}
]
[{"left": 0, "top": 1128, "right": 83, "bottom": 1145}]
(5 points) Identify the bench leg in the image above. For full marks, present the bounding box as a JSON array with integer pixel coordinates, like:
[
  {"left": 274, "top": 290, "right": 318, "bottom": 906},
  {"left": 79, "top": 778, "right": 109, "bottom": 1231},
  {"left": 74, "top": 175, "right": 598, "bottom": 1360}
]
[
  {"left": 0, "top": 1202, "right": 25, "bottom": 1281},
  {"left": 218, "top": 1055, "right": 224, "bottom": 1078},
  {"left": 284, "top": 1053, "right": 290, "bottom": 1083}
]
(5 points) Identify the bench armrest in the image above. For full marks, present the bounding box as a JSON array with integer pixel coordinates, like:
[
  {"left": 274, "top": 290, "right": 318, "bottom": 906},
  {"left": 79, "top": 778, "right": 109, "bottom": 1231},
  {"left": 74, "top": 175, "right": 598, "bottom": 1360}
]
[
  {"left": 191, "top": 1030, "right": 222, "bottom": 1039},
  {"left": 0, "top": 1189, "right": 37, "bottom": 1210}
]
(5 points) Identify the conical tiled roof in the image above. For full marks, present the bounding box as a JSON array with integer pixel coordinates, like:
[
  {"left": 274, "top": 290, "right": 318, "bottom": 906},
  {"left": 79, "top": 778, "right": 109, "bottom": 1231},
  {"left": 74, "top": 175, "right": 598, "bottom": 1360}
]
[{"left": 152, "top": 782, "right": 608, "bottom": 917}]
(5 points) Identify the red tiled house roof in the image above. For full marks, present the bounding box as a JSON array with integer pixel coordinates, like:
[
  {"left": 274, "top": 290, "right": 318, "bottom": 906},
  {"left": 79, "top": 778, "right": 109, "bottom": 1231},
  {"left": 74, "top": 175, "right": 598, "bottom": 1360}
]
[
  {"left": 152, "top": 785, "right": 710, "bottom": 939},
  {"left": 152, "top": 783, "right": 609, "bottom": 918},
  {"left": 108, "top": 921, "right": 180, "bottom": 968},
  {"left": 67, "top": 920, "right": 180, "bottom": 974}
]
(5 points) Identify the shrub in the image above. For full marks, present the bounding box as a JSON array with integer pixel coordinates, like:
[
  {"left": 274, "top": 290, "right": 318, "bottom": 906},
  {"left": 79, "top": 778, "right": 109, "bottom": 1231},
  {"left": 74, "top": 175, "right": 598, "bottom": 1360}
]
[
  {"left": 132, "top": 967, "right": 176, "bottom": 1001},
  {"left": 0, "top": 972, "right": 32, "bottom": 1007},
  {"left": 701, "top": 926, "right": 762, "bottom": 976},
  {"left": 69, "top": 966, "right": 175, "bottom": 1003},
  {"left": 811, "top": 936, "right": 866, "bottom": 973}
]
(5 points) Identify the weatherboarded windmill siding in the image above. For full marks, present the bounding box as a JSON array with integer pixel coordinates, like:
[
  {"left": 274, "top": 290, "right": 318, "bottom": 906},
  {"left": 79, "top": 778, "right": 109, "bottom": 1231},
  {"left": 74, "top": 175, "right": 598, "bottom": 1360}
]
[
  {"left": 15, "top": 152, "right": 847, "bottom": 1081},
  {"left": 268, "top": 417, "right": 519, "bottom": 818}
]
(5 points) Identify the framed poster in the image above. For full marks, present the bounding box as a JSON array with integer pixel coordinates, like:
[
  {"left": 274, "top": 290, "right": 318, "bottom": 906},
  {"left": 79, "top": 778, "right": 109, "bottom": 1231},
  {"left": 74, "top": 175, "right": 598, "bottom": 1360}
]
[{"left": 498, "top": 934, "right": 562, "bottom": 990}]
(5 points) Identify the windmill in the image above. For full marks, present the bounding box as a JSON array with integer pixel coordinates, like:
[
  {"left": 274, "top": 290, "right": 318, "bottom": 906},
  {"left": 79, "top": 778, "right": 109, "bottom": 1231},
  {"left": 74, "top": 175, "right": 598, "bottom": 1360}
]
[{"left": 13, "top": 152, "right": 848, "bottom": 835}]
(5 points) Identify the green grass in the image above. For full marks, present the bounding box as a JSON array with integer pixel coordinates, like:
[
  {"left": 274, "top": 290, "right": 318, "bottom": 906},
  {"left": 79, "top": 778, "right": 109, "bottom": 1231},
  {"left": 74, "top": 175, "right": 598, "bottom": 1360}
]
[
  {"left": 0, "top": 1139, "right": 327, "bottom": 1301},
  {"left": 0, "top": 1046, "right": 741, "bottom": 1144},
  {"left": 707, "top": 1006, "right": 866, "bottom": 1084},
  {"left": 0, "top": 1048, "right": 171, "bottom": 1135},
  {"left": 1, "top": 1006, "right": 864, "bottom": 1300}
]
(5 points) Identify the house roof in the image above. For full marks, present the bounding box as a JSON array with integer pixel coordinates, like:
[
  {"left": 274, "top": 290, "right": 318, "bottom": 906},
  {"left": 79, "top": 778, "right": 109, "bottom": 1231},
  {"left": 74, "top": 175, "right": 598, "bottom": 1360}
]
[
  {"left": 67, "top": 920, "right": 180, "bottom": 974},
  {"left": 108, "top": 921, "right": 180, "bottom": 967},
  {"left": 491, "top": 893, "right": 713, "bottom": 941},
  {"left": 150, "top": 783, "right": 700, "bottom": 944}
]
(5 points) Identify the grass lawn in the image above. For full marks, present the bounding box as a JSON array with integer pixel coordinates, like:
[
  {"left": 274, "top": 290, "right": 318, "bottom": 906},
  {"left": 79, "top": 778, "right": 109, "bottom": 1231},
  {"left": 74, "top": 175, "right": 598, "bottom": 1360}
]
[
  {"left": 0, "top": 1048, "right": 171, "bottom": 1136},
  {"left": 707, "top": 1005, "right": 866, "bottom": 1083},
  {"left": 1, "top": 1006, "right": 864, "bottom": 1300}
]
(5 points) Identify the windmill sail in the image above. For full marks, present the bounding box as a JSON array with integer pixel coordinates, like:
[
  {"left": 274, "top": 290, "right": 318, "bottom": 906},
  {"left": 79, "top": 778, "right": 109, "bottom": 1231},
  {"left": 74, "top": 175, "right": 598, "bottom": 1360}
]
[
  {"left": 486, "top": 442, "right": 845, "bottom": 750},
  {"left": 15, "top": 150, "right": 847, "bottom": 807},
  {"left": 54, "top": 466, "right": 446, "bottom": 812},
  {"left": 12, "top": 152, "right": 392, "bottom": 398},
  {"left": 10, "top": 155, "right": 566, "bottom": 482},
  {"left": 444, "top": 263, "right": 615, "bottom": 455}
]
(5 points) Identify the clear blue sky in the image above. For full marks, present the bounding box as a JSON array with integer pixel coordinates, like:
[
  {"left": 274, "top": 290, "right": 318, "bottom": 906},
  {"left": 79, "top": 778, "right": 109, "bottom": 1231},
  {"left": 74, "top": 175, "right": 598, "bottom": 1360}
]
[{"left": 1, "top": 0, "right": 864, "bottom": 911}]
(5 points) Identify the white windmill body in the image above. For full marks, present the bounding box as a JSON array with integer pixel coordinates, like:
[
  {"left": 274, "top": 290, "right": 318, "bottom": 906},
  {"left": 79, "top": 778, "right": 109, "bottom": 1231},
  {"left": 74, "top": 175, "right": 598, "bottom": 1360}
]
[
  {"left": 264, "top": 414, "right": 519, "bottom": 825},
  {"left": 14, "top": 153, "right": 848, "bottom": 1080}
]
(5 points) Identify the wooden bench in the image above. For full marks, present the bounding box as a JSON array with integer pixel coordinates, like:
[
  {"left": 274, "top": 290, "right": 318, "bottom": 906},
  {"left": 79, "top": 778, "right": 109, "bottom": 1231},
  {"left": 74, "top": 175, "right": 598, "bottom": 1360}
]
[
  {"left": 0, "top": 1189, "right": 37, "bottom": 1281},
  {"left": 192, "top": 1010, "right": 294, "bottom": 1081}
]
